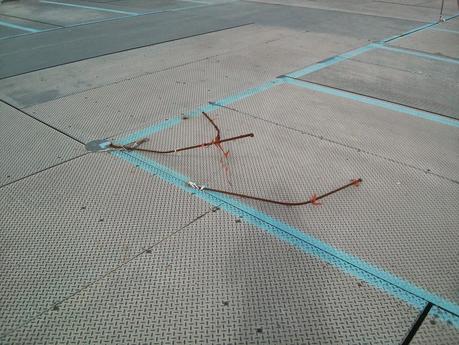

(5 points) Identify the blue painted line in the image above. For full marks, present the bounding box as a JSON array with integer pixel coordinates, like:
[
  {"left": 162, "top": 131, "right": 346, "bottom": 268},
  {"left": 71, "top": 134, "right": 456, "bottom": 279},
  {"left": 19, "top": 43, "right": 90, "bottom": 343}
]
[
  {"left": 283, "top": 78, "right": 459, "bottom": 128},
  {"left": 63, "top": 4, "right": 207, "bottom": 28},
  {"left": 382, "top": 21, "right": 439, "bottom": 43},
  {"left": 40, "top": 0, "right": 139, "bottom": 16},
  {"left": 430, "top": 27, "right": 459, "bottom": 34},
  {"left": 185, "top": 0, "right": 211, "bottom": 4},
  {"left": 61, "top": 14, "right": 132, "bottom": 28},
  {"left": 202, "top": 79, "right": 283, "bottom": 110},
  {"left": 0, "top": 2, "right": 209, "bottom": 40},
  {"left": 0, "top": 20, "right": 41, "bottom": 33},
  {"left": 0, "top": 27, "right": 56, "bottom": 41},
  {"left": 143, "top": 4, "right": 206, "bottom": 15},
  {"left": 0, "top": 32, "right": 27, "bottom": 41},
  {"left": 383, "top": 12, "right": 459, "bottom": 43},
  {"left": 285, "top": 44, "right": 376, "bottom": 78},
  {"left": 377, "top": 45, "right": 459, "bottom": 65},
  {"left": 286, "top": 13, "right": 459, "bottom": 80},
  {"left": 112, "top": 150, "right": 459, "bottom": 327},
  {"left": 445, "top": 12, "right": 459, "bottom": 21},
  {"left": 114, "top": 79, "right": 282, "bottom": 145}
]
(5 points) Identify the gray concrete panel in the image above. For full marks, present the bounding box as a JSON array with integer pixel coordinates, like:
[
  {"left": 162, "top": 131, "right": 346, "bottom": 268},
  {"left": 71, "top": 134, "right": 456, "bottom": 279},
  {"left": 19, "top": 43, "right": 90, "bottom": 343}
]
[
  {"left": 411, "top": 310, "right": 459, "bottom": 344},
  {"left": 218, "top": 84, "right": 459, "bottom": 182},
  {"left": 134, "top": 104, "right": 459, "bottom": 303},
  {"left": 0, "top": 26, "right": 365, "bottom": 108},
  {"left": 20, "top": 34, "right": 366, "bottom": 142},
  {"left": 246, "top": 0, "right": 457, "bottom": 21},
  {"left": 0, "top": 13, "right": 61, "bottom": 31},
  {"left": 0, "top": 1, "right": 422, "bottom": 78},
  {"left": 0, "top": 2, "right": 256, "bottom": 78},
  {"left": 77, "top": 0, "right": 205, "bottom": 11},
  {"left": 0, "top": 24, "right": 21, "bottom": 39},
  {"left": 0, "top": 0, "right": 119, "bottom": 26},
  {"left": 439, "top": 16, "right": 459, "bottom": 30},
  {"left": 1, "top": 211, "right": 419, "bottom": 344},
  {"left": 0, "top": 13, "right": 58, "bottom": 39},
  {"left": 391, "top": 29, "right": 459, "bottom": 59},
  {"left": 299, "top": 48, "right": 459, "bottom": 118},
  {"left": 0, "top": 101, "right": 85, "bottom": 187},
  {"left": 249, "top": 2, "right": 423, "bottom": 37},
  {"left": 0, "top": 1, "right": 457, "bottom": 343},
  {"left": 0, "top": 153, "right": 211, "bottom": 335}
]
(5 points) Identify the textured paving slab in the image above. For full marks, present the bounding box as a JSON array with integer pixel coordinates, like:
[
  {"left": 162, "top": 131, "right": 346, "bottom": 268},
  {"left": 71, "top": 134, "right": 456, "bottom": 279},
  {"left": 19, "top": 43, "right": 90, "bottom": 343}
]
[
  {"left": 250, "top": 3, "right": 423, "bottom": 37},
  {"left": 65, "top": 0, "right": 205, "bottom": 11},
  {"left": 0, "top": 1, "right": 119, "bottom": 27},
  {"left": 196, "top": 81, "right": 459, "bottom": 185},
  {"left": 0, "top": 1, "right": 422, "bottom": 78},
  {"left": 246, "top": 0, "right": 457, "bottom": 21},
  {"left": 0, "top": 12, "right": 60, "bottom": 40},
  {"left": 421, "top": 0, "right": 459, "bottom": 12},
  {"left": 0, "top": 24, "right": 22, "bottom": 39},
  {"left": 20, "top": 32, "right": 366, "bottom": 143},
  {"left": 0, "top": 210, "right": 419, "bottom": 344},
  {"left": 391, "top": 28, "right": 459, "bottom": 59},
  {"left": 439, "top": 16, "right": 459, "bottom": 30},
  {"left": 132, "top": 103, "right": 459, "bottom": 303},
  {"left": 0, "top": 26, "right": 365, "bottom": 108},
  {"left": 411, "top": 311, "right": 459, "bottom": 344},
  {"left": 0, "top": 13, "right": 61, "bottom": 32},
  {"left": 0, "top": 101, "right": 85, "bottom": 187},
  {"left": 299, "top": 47, "right": 459, "bottom": 119},
  {"left": 0, "top": 2, "right": 254, "bottom": 79},
  {"left": 0, "top": 2, "right": 457, "bottom": 343},
  {"left": 0, "top": 153, "right": 211, "bottom": 335}
]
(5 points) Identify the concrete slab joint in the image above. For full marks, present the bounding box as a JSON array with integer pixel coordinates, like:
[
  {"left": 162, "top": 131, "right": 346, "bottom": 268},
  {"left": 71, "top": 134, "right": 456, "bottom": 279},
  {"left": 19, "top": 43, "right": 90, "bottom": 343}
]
[{"left": 1, "top": 2, "right": 459, "bottom": 344}]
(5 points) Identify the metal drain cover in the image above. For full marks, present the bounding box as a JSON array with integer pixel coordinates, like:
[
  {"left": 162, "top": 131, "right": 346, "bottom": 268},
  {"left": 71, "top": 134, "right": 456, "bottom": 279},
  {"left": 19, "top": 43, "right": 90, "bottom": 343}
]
[{"left": 85, "top": 139, "right": 112, "bottom": 152}]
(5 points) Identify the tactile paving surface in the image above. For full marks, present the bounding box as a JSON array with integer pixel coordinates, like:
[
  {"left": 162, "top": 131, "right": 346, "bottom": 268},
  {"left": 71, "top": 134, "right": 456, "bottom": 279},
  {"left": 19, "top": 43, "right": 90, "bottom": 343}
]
[
  {"left": 390, "top": 28, "right": 459, "bottom": 59},
  {"left": 299, "top": 48, "right": 459, "bottom": 119},
  {"left": 0, "top": 101, "right": 85, "bottom": 187},
  {"left": 130, "top": 103, "right": 459, "bottom": 303},
  {"left": 0, "top": 153, "right": 211, "bottom": 335},
  {"left": 0, "top": 211, "right": 419, "bottom": 345},
  {"left": 22, "top": 35, "right": 365, "bottom": 143}
]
